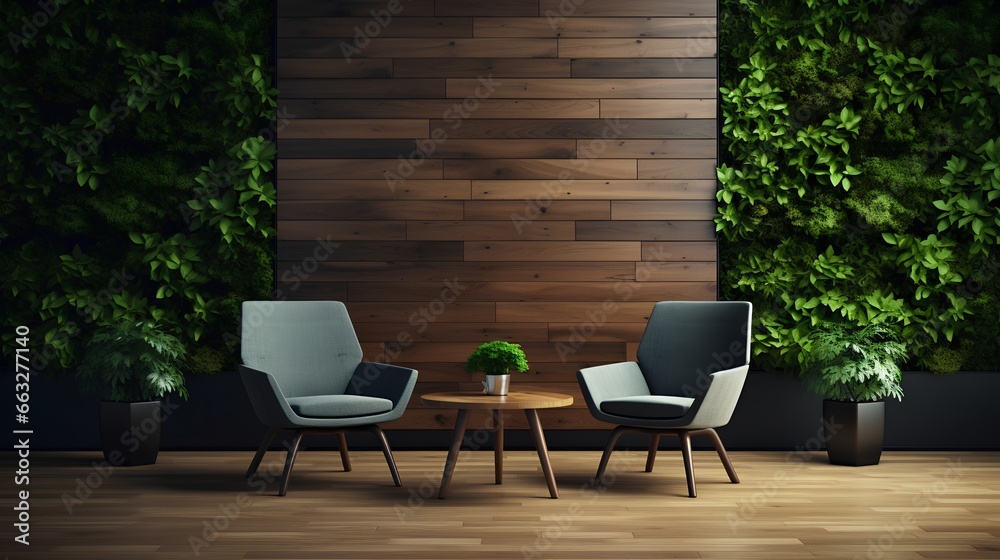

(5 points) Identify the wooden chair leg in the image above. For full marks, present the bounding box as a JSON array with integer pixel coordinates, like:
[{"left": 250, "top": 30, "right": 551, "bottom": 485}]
[
  {"left": 278, "top": 430, "right": 305, "bottom": 496},
  {"left": 701, "top": 428, "right": 739, "bottom": 484},
  {"left": 678, "top": 431, "right": 697, "bottom": 498},
  {"left": 368, "top": 425, "right": 402, "bottom": 487},
  {"left": 336, "top": 432, "right": 352, "bottom": 472},
  {"left": 595, "top": 426, "right": 630, "bottom": 485},
  {"left": 645, "top": 434, "right": 661, "bottom": 472},
  {"left": 246, "top": 427, "right": 278, "bottom": 478}
]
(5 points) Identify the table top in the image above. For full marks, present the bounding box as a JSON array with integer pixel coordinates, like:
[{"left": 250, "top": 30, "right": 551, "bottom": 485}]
[{"left": 420, "top": 391, "right": 574, "bottom": 410}]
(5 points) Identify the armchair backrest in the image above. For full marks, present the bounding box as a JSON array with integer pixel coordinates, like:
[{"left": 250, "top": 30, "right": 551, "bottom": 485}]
[
  {"left": 241, "top": 301, "right": 363, "bottom": 397},
  {"left": 635, "top": 301, "right": 752, "bottom": 397}
]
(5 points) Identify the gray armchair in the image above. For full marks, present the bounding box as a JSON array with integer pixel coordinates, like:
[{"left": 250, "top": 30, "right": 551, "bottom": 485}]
[
  {"left": 577, "top": 301, "right": 752, "bottom": 497},
  {"left": 239, "top": 301, "right": 418, "bottom": 495}
]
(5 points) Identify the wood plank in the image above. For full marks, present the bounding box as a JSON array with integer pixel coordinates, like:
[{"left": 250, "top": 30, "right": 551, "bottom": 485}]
[
  {"left": 279, "top": 38, "right": 557, "bottom": 58},
  {"left": 277, "top": 17, "right": 474, "bottom": 37},
  {"left": 282, "top": 98, "right": 598, "bottom": 119},
  {"left": 281, "top": 119, "right": 429, "bottom": 139},
  {"left": 539, "top": 0, "right": 717, "bottom": 17},
  {"left": 406, "top": 220, "right": 575, "bottom": 240},
  {"left": 465, "top": 241, "right": 641, "bottom": 261},
  {"left": 473, "top": 17, "right": 717, "bottom": 38},
  {"left": 281, "top": 200, "right": 464, "bottom": 220},
  {"left": 350, "top": 281, "right": 715, "bottom": 302},
  {"left": 279, "top": 79, "right": 446, "bottom": 98},
  {"left": 573, "top": 58, "right": 717, "bottom": 78},
  {"left": 429, "top": 139, "right": 577, "bottom": 159},
  {"left": 393, "top": 58, "right": 572, "bottom": 78},
  {"left": 548, "top": 322, "right": 647, "bottom": 342},
  {"left": 279, "top": 139, "right": 419, "bottom": 159},
  {"left": 473, "top": 180, "right": 717, "bottom": 200},
  {"left": 435, "top": 0, "right": 540, "bottom": 17},
  {"left": 277, "top": 240, "right": 464, "bottom": 262},
  {"left": 434, "top": 119, "right": 716, "bottom": 139},
  {"left": 559, "top": 38, "right": 716, "bottom": 58},
  {"left": 285, "top": 282, "right": 350, "bottom": 300},
  {"left": 636, "top": 158, "right": 719, "bottom": 178},
  {"left": 464, "top": 200, "right": 611, "bottom": 221},
  {"left": 601, "top": 99, "right": 716, "bottom": 119},
  {"left": 642, "top": 242, "right": 718, "bottom": 262},
  {"left": 594, "top": 139, "right": 717, "bottom": 158},
  {"left": 611, "top": 200, "right": 717, "bottom": 220},
  {"left": 279, "top": 180, "right": 471, "bottom": 200},
  {"left": 277, "top": 261, "right": 635, "bottom": 282},
  {"left": 496, "top": 301, "right": 655, "bottom": 322},
  {"left": 278, "top": 221, "right": 406, "bottom": 241},
  {"left": 346, "top": 301, "right": 496, "bottom": 322},
  {"left": 444, "top": 159, "right": 635, "bottom": 179},
  {"left": 277, "top": 58, "right": 393, "bottom": 79},
  {"left": 576, "top": 221, "right": 716, "bottom": 241},
  {"left": 277, "top": 159, "right": 444, "bottom": 180},
  {"left": 365, "top": 341, "right": 626, "bottom": 363},
  {"left": 276, "top": 0, "right": 435, "bottom": 17},
  {"left": 354, "top": 322, "right": 550, "bottom": 343},
  {"left": 636, "top": 261, "right": 717, "bottom": 282},
  {"left": 447, "top": 78, "right": 716, "bottom": 99}
]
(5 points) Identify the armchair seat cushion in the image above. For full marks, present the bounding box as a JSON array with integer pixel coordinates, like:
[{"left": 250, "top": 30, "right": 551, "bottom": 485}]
[
  {"left": 287, "top": 395, "right": 393, "bottom": 418},
  {"left": 600, "top": 395, "right": 695, "bottom": 419}
]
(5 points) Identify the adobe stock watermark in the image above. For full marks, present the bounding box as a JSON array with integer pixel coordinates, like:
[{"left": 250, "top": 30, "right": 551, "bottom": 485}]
[
  {"left": 340, "top": 0, "right": 412, "bottom": 62},
  {"left": 6, "top": 0, "right": 67, "bottom": 54},
  {"left": 854, "top": 458, "right": 966, "bottom": 560},
  {"left": 385, "top": 74, "right": 499, "bottom": 190},
  {"left": 61, "top": 397, "right": 182, "bottom": 514}
]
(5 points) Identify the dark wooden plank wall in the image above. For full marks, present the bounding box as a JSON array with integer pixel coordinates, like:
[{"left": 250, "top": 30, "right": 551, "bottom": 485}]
[{"left": 275, "top": 0, "right": 718, "bottom": 430}]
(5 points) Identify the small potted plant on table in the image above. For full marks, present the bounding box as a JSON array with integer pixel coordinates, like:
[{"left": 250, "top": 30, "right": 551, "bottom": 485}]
[
  {"left": 802, "top": 323, "right": 906, "bottom": 466},
  {"left": 77, "top": 320, "right": 189, "bottom": 465},
  {"left": 466, "top": 341, "right": 529, "bottom": 396}
]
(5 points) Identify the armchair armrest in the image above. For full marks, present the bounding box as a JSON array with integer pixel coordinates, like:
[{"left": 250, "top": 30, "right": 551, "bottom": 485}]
[
  {"left": 346, "top": 362, "right": 418, "bottom": 409},
  {"left": 238, "top": 365, "right": 297, "bottom": 427},
  {"left": 577, "top": 361, "right": 650, "bottom": 411},
  {"left": 686, "top": 365, "right": 749, "bottom": 429}
]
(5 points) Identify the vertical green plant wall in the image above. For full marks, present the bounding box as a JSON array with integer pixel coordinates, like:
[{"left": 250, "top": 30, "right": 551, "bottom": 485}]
[
  {"left": 1, "top": 0, "right": 276, "bottom": 374},
  {"left": 718, "top": 0, "right": 1000, "bottom": 371}
]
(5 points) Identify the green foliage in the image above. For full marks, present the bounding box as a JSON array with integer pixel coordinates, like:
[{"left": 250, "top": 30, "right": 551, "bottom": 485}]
[
  {"left": 466, "top": 341, "right": 530, "bottom": 376},
  {"left": 802, "top": 323, "right": 906, "bottom": 402},
  {"left": 718, "top": 0, "right": 1000, "bottom": 372},
  {"left": 76, "top": 321, "right": 189, "bottom": 402},
  {"left": 0, "top": 1, "right": 276, "bottom": 377}
]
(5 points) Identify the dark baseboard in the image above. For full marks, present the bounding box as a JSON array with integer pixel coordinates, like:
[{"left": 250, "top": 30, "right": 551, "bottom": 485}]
[{"left": 3, "top": 370, "right": 998, "bottom": 451}]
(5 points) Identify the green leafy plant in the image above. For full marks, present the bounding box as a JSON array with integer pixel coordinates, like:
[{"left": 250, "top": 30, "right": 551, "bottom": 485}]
[
  {"left": 465, "top": 341, "right": 529, "bottom": 376},
  {"left": 801, "top": 323, "right": 906, "bottom": 402},
  {"left": 76, "top": 321, "right": 189, "bottom": 402}
]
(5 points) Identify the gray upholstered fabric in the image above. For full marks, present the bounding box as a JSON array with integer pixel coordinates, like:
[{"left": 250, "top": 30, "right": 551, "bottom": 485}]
[
  {"left": 600, "top": 395, "right": 694, "bottom": 419},
  {"left": 287, "top": 395, "right": 393, "bottom": 418},
  {"left": 238, "top": 301, "right": 418, "bottom": 429},
  {"left": 241, "top": 301, "right": 363, "bottom": 398},
  {"left": 577, "top": 301, "right": 752, "bottom": 430},
  {"left": 636, "top": 301, "right": 752, "bottom": 398}
]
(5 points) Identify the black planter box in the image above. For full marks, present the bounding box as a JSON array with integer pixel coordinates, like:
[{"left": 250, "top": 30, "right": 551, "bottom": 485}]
[
  {"left": 99, "top": 401, "right": 161, "bottom": 466},
  {"left": 823, "top": 400, "right": 885, "bottom": 466}
]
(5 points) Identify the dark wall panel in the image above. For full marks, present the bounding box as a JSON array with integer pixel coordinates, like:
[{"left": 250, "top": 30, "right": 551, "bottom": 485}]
[{"left": 276, "top": 1, "right": 719, "bottom": 430}]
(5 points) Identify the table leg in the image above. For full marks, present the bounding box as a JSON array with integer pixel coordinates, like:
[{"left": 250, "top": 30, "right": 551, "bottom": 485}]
[
  {"left": 438, "top": 408, "right": 471, "bottom": 499},
  {"left": 493, "top": 409, "right": 504, "bottom": 484},
  {"left": 525, "top": 409, "right": 558, "bottom": 498}
]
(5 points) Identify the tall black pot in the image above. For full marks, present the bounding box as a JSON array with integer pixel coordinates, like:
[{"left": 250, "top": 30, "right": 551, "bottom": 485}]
[
  {"left": 823, "top": 399, "right": 885, "bottom": 466},
  {"left": 99, "top": 401, "right": 162, "bottom": 466}
]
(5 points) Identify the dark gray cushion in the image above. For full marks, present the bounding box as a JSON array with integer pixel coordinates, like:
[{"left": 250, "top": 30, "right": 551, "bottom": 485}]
[
  {"left": 287, "top": 395, "right": 393, "bottom": 418},
  {"left": 600, "top": 396, "right": 695, "bottom": 419}
]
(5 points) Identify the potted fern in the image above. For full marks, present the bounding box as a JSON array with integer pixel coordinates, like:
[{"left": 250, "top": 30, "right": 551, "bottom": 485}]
[
  {"left": 802, "top": 323, "right": 906, "bottom": 466},
  {"left": 77, "top": 320, "right": 189, "bottom": 465},
  {"left": 466, "top": 341, "right": 529, "bottom": 396}
]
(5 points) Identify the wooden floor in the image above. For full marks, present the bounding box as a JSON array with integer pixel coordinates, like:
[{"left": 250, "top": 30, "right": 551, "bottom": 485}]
[{"left": 6, "top": 450, "right": 1000, "bottom": 559}]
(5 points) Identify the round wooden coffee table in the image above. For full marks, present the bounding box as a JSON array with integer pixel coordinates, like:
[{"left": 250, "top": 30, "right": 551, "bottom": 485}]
[{"left": 421, "top": 391, "right": 574, "bottom": 499}]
